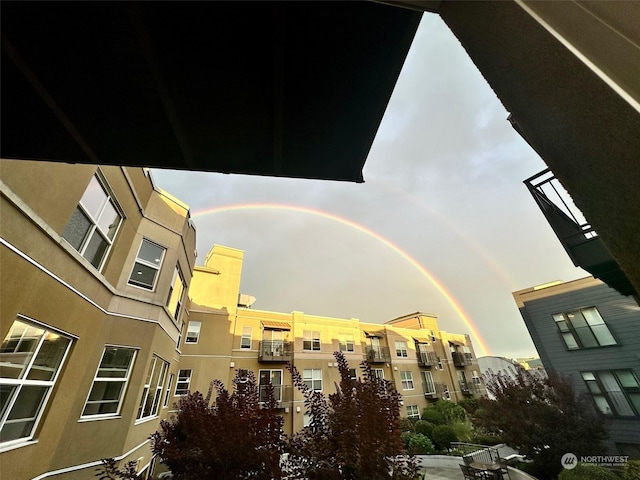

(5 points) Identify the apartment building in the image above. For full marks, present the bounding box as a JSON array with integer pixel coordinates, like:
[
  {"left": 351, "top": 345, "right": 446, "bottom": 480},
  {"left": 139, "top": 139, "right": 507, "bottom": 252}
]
[
  {"left": 513, "top": 277, "right": 640, "bottom": 458},
  {"left": 1, "top": 160, "right": 196, "bottom": 479},
  {"left": 181, "top": 245, "right": 486, "bottom": 434}
]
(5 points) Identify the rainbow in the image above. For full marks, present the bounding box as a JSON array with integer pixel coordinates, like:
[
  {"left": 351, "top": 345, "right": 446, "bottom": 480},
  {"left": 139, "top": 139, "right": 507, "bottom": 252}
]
[{"left": 192, "top": 203, "right": 491, "bottom": 356}]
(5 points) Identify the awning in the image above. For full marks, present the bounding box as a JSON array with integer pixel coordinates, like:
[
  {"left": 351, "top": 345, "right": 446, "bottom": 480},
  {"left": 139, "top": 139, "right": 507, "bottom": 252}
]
[
  {"left": 448, "top": 340, "right": 464, "bottom": 346},
  {"left": 262, "top": 320, "right": 291, "bottom": 330},
  {"left": 413, "top": 337, "right": 431, "bottom": 344},
  {"left": 363, "top": 331, "right": 382, "bottom": 338}
]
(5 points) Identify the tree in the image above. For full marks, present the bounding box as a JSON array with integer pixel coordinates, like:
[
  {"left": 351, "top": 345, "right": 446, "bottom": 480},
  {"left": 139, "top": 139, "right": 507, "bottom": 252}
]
[
  {"left": 284, "top": 351, "right": 420, "bottom": 480},
  {"left": 431, "top": 425, "right": 458, "bottom": 452},
  {"left": 474, "top": 370, "right": 608, "bottom": 480},
  {"left": 150, "top": 370, "right": 284, "bottom": 480}
]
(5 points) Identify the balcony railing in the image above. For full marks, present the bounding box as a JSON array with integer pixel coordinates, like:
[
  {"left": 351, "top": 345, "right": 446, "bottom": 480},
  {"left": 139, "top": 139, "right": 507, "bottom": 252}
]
[
  {"left": 258, "top": 341, "right": 293, "bottom": 362},
  {"left": 459, "top": 380, "right": 472, "bottom": 396},
  {"left": 258, "top": 384, "right": 293, "bottom": 407},
  {"left": 452, "top": 352, "right": 471, "bottom": 367},
  {"left": 525, "top": 169, "right": 636, "bottom": 297},
  {"left": 364, "top": 346, "right": 391, "bottom": 363},
  {"left": 422, "top": 382, "right": 437, "bottom": 398},
  {"left": 417, "top": 351, "right": 438, "bottom": 368}
]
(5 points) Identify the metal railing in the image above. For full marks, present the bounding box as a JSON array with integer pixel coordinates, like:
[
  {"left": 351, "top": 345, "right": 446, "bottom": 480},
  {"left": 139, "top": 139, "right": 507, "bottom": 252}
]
[
  {"left": 258, "top": 341, "right": 293, "bottom": 362},
  {"left": 417, "top": 350, "right": 438, "bottom": 367},
  {"left": 452, "top": 352, "right": 471, "bottom": 367},
  {"left": 258, "top": 384, "right": 293, "bottom": 405},
  {"left": 364, "top": 346, "right": 391, "bottom": 363},
  {"left": 459, "top": 379, "right": 471, "bottom": 396}
]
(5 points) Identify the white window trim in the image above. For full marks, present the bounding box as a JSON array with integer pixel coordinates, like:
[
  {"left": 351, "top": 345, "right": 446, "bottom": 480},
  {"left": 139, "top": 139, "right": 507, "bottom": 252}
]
[
  {"left": 400, "top": 371, "right": 414, "bottom": 390},
  {"left": 80, "top": 345, "right": 138, "bottom": 420},
  {"left": 303, "top": 331, "right": 321, "bottom": 351},
  {"left": 127, "top": 238, "right": 167, "bottom": 291},
  {"left": 0, "top": 318, "right": 73, "bottom": 448},
  {"left": 373, "top": 368, "right": 385, "bottom": 380},
  {"left": 185, "top": 321, "right": 202, "bottom": 344},
  {"left": 395, "top": 341, "right": 408, "bottom": 358},
  {"left": 136, "top": 355, "right": 169, "bottom": 422},
  {"left": 406, "top": 405, "right": 420, "bottom": 419},
  {"left": 163, "top": 373, "right": 175, "bottom": 408},
  {"left": 241, "top": 326, "right": 252, "bottom": 349},
  {"left": 166, "top": 266, "right": 185, "bottom": 321},
  {"left": 339, "top": 334, "right": 355, "bottom": 352},
  {"left": 303, "top": 368, "right": 323, "bottom": 392},
  {"left": 422, "top": 371, "right": 436, "bottom": 394},
  {"left": 174, "top": 369, "right": 192, "bottom": 396}
]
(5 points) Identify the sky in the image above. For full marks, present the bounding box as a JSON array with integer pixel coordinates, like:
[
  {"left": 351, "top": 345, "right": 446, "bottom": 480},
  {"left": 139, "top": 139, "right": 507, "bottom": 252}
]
[{"left": 151, "top": 13, "right": 588, "bottom": 359}]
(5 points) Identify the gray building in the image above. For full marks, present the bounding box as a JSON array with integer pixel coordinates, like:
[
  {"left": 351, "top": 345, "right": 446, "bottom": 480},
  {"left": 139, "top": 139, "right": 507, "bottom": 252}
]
[{"left": 513, "top": 276, "right": 640, "bottom": 458}]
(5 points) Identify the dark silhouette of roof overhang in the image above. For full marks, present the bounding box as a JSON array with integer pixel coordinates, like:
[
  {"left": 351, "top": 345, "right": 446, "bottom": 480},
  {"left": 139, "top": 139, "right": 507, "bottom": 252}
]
[{"left": 1, "top": 1, "right": 421, "bottom": 182}]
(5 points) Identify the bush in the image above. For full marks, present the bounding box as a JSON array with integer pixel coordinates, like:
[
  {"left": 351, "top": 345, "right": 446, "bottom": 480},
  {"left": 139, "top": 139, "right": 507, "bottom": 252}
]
[
  {"left": 558, "top": 464, "right": 620, "bottom": 480},
  {"left": 414, "top": 420, "right": 434, "bottom": 438},
  {"left": 470, "top": 433, "right": 503, "bottom": 446},
  {"left": 624, "top": 460, "right": 640, "bottom": 480},
  {"left": 399, "top": 417, "right": 415, "bottom": 432},
  {"left": 431, "top": 425, "right": 458, "bottom": 452},
  {"left": 407, "top": 433, "right": 435, "bottom": 455},
  {"left": 421, "top": 408, "right": 446, "bottom": 425}
]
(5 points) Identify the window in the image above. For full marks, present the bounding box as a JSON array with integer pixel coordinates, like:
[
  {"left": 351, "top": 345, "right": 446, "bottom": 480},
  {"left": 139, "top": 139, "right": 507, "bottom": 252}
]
[
  {"left": 62, "top": 173, "right": 122, "bottom": 270},
  {"left": 166, "top": 266, "right": 185, "bottom": 320},
  {"left": 175, "top": 369, "right": 192, "bottom": 396},
  {"left": 136, "top": 355, "right": 169, "bottom": 421},
  {"left": 582, "top": 370, "right": 640, "bottom": 417},
  {"left": 463, "top": 345, "right": 473, "bottom": 362},
  {"left": 241, "top": 327, "right": 252, "bottom": 349},
  {"left": 128, "top": 239, "right": 166, "bottom": 290},
  {"left": 163, "top": 373, "right": 174, "bottom": 408},
  {"left": 400, "top": 371, "right": 414, "bottom": 390},
  {"left": 554, "top": 307, "right": 616, "bottom": 350},
  {"left": 443, "top": 385, "right": 451, "bottom": 400},
  {"left": 82, "top": 346, "right": 136, "bottom": 418},
  {"left": 472, "top": 370, "right": 481, "bottom": 385},
  {"left": 185, "top": 321, "right": 201, "bottom": 344},
  {"left": 258, "top": 370, "right": 283, "bottom": 402},
  {"left": 303, "top": 412, "right": 311, "bottom": 428},
  {"left": 406, "top": 405, "right": 420, "bottom": 419},
  {"left": 348, "top": 368, "right": 357, "bottom": 380},
  {"left": 339, "top": 334, "right": 354, "bottom": 352},
  {"left": 303, "top": 331, "right": 320, "bottom": 351},
  {"left": 395, "top": 341, "right": 408, "bottom": 357},
  {"left": 303, "top": 369, "right": 322, "bottom": 391},
  {"left": 422, "top": 371, "right": 435, "bottom": 395},
  {"left": 0, "top": 318, "right": 72, "bottom": 445},
  {"left": 372, "top": 368, "right": 384, "bottom": 380}
]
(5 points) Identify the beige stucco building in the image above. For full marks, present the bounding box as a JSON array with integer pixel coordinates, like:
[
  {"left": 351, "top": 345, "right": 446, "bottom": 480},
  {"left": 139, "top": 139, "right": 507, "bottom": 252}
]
[{"left": 1, "top": 159, "right": 484, "bottom": 478}]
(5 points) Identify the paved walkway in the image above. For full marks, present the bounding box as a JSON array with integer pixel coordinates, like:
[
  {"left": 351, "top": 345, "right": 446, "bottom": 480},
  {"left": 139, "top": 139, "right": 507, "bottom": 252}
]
[{"left": 423, "top": 466, "right": 463, "bottom": 479}]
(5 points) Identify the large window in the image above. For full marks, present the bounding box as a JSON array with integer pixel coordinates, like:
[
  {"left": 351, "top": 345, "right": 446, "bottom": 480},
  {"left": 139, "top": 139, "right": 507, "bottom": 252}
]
[
  {"left": 406, "top": 405, "right": 420, "bottom": 419},
  {"left": 258, "top": 370, "right": 283, "bottom": 402},
  {"left": 400, "top": 371, "right": 414, "bottom": 390},
  {"left": 303, "top": 331, "right": 320, "bottom": 351},
  {"left": 175, "top": 369, "right": 192, "bottom": 396},
  {"left": 1, "top": 318, "right": 72, "bottom": 445},
  {"left": 166, "top": 266, "right": 185, "bottom": 320},
  {"left": 303, "top": 369, "right": 322, "bottom": 391},
  {"left": 128, "top": 239, "right": 166, "bottom": 290},
  {"left": 163, "top": 373, "right": 174, "bottom": 408},
  {"left": 62, "top": 173, "right": 122, "bottom": 270},
  {"left": 372, "top": 368, "right": 385, "bottom": 380},
  {"left": 185, "top": 321, "right": 201, "bottom": 344},
  {"left": 582, "top": 370, "right": 640, "bottom": 417},
  {"left": 395, "top": 341, "right": 408, "bottom": 358},
  {"left": 422, "top": 371, "right": 435, "bottom": 395},
  {"left": 554, "top": 307, "right": 616, "bottom": 350},
  {"left": 136, "top": 355, "right": 169, "bottom": 421},
  {"left": 241, "top": 327, "right": 252, "bottom": 349},
  {"left": 82, "top": 346, "right": 136, "bottom": 418},
  {"left": 339, "top": 334, "right": 354, "bottom": 352}
]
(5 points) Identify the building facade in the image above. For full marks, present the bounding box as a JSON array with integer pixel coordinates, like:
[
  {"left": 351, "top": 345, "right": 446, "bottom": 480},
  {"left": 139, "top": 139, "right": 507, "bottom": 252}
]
[
  {"left": 513, "top": 277, "right": 640, "bottom": 458},
  {"left": 1, "top": 159, "right": 196, "bottom": 479},
  {"left": 1, "top": 159, "right": 485, "bottom": 478}
]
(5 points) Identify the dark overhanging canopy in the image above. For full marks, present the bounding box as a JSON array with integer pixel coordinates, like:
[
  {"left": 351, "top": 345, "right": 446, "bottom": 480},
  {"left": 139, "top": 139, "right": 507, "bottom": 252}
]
[{"left": 1, "top": 1, "right": 421, "bottom": 182}]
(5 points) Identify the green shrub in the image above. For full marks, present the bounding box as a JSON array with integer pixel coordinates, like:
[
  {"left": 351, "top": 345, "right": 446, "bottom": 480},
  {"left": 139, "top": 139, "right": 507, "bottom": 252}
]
[
  {"left": 450, "top": 420, "right": 472, "bottom": 443},
  {"left": 624, "top": 460, "right": 640, "bottom": 480},
  {"left": 470, "top": 433, "right": 503, "bottom": 446},
  {"left": 558, "top": 464, "right": 619, "bottom": 480},
  {"left": 399, "top": 417, "right": 415, "bottom": 432},
  {"left": 421, "top": 408, "right": 446, "bottom": 425},
  {"left": 407, "top": 433, "right": 435, "bottom": 455},
  {"left": 414, "top": 420, "right": 434, "bottom": 438},
  {"left": 431, "top": 425, "right": 458, "bottom": 451},
  {"left": 400, "top": 431, "right": 413, "bottom": 450}
]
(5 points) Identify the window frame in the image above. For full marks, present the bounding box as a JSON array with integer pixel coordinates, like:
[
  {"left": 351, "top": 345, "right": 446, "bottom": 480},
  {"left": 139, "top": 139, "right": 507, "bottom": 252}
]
[
  {"left": 62, "top": 171, "right": 123, "bottom": 271},
  {"left": 582, "top": 370, "right": 640, "bottom": 417},
  {"left": 136, "top": 355, "right": 169, "bottom": 422},
  {"left": 372, "top": 368, "right": 385, "bottom": 380},
  {"left": 395, "top": 341, "right": 408, "bottom": 358},
  {"left": 163, "top": 373, "right": 174, "bottom": 408},
  {"left": 258, "top": 369, "right": 283, "bottom": 402},
  {"left": 400, "top": 371, "right": 414, "bottom": 390},
  {"left": 422, "top": 370, "right": 436, "bottom": 394},
  {"left": 185, "top": 321, "right": 202, "bottom": 344},
  {"left": 127, "top": 238, "right": 167, "bottom": 291},
  {"left": 240, "top": 326, "right": 252, "bottom": 349},
  {"left": 406, "top": 405, "right": 420, "bottom": 419},
  {"left": 303, "top": 331, "right": 321, "bottom": 351},
  {"left": 338, "top": 334, "right": 355, "bottom": 352},
  {"left": 554, "top": 306, "right": 617, "bottom": 350},
  {"left": 0, "top": 317, "right": 73, "bottom": 447},
  {"left": 81, "top": 345, "right": 137, "bottom": 420},
  {"left": 174, "top": 369, "right": 192, "bottom": 396},
  {"left": 166, "top": 266, "right": 186, "bottom": 321},
  {"left": 303, "top": 368, "right": 323, "bottom": 391}
]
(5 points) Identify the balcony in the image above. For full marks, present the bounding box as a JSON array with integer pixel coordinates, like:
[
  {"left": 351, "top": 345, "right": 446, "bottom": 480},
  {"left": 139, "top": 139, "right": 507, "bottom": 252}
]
[
  {"left": 422, "top": 382, "right": 437, "bottom": 398},
  {"left": 258, "top": 341, "right": 293, "bottom": 362},
  {"left": 259, "top": 384, "right": 293, "bottom": 408},
  {"left": 525, "top": 169, "right": 636, "bottom": 297},
  {"left": 452, "top": 352, "right": 471, "bottom": 367},
  {"left": 364, "top": 346, "right": 391, "bottom": 363},
  {"left": 417, "top": 351, "right": 438, "bottom": 368},
  {"left": 459, "top": 380, "right": 472, "bottom": 396}
]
